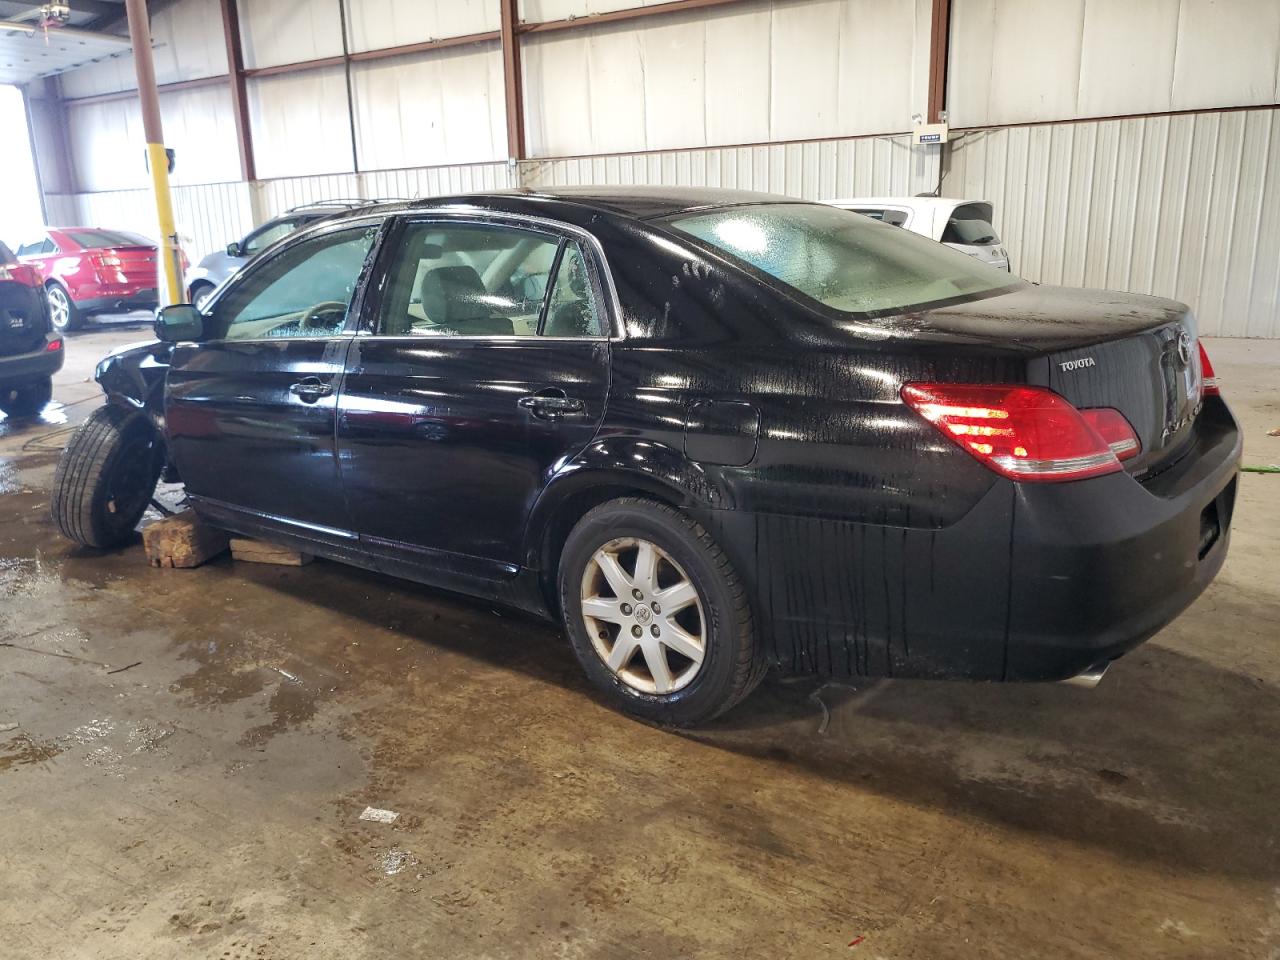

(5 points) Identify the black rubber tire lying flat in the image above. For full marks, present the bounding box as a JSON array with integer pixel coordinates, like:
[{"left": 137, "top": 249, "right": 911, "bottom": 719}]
[
  {"left": 0, "top": 376, "right": 52, "bottom": 417},
  {"left": 51, "top": 404, "right": 164, "bottom": 549},
  {"left": 559, "top": 497, "right": 767, "bottom": 727}
]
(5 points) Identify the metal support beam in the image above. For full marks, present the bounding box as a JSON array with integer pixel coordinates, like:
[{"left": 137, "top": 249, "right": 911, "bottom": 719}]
[
  {"left": 499, "top": 0, "right": 525, "bottom": 162},
  {"left": 123, "top": 0, "right": 182, "bottom": 306},
  {"left": 218, "top": 0, "right": 254, "bottom": 182},
  {"left": 926, "top": 0, "right": 951, "bottom": 124},
  {"left": 516, "top": 0, "right": 745, "bottom": 35}
]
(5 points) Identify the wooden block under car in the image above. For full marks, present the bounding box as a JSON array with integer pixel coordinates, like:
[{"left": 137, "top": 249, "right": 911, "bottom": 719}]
[
  {"left": 142, "top": 510, "right": 230, "bottom": 569},
  {"left": 229, "top": 537, "right": 314, "bottom": 566}
]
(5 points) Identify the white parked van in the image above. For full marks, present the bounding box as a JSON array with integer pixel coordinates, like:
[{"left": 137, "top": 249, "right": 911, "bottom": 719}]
[{"left": 826, "top": 197, "right": 1011, "bottom": 272}]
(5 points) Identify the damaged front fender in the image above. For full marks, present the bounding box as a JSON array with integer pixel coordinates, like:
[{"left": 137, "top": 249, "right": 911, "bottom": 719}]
[{"left": 94, "top": 339, "right": 174, "bottom": 433}]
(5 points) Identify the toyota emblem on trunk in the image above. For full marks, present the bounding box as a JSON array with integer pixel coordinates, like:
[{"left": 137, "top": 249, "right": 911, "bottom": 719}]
[{"left": 1176, "top": 330, "right": 1193, "bottom": 367}]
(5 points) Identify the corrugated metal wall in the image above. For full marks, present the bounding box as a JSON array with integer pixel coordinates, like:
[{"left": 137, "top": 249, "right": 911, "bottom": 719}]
[
  {"left": 947, "top": 0, "right": 1280, "bottom": 128},
  {"left": 524, "top": 134, "right": 938, "bottom": 198},
  {"left": 943, "top": 108, "right": 1280, "bottom": 338},
  {"left": 45, "top": 136, "right": 930, "bottom": 265}
]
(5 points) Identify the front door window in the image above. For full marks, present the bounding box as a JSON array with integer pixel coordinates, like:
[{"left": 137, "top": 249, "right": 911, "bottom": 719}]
[{"left": 208, "top": 225, "right": 378, "bottom": 340}]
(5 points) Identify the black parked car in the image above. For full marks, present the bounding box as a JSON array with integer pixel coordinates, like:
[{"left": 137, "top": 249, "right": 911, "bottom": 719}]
[
  {"left": 50, "top": 188, "right": 1240, "bottom": 725},
  {"left": 1, "top": 240, "right": 63, "bottom": 417}
]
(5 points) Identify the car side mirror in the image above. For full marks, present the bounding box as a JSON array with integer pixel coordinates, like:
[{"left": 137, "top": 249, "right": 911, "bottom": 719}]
[
  {"left": 154, "top": 304, "right": 204, "bottom": 342},
  {"left": 226, "top": 241, "right": 242, "bottom": 257}
]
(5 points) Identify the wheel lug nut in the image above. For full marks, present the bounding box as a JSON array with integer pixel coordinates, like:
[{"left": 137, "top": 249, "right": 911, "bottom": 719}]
[
  {"left": 620, "top": 603, "right": 632, "bottom": 616},
  {"left": 632, "top": 588, "right": 644, "bottom": 601},
  {"left": 631, "top": 625, "right": 643, "bottom": 638},
  {"left": 651, "top": 601, "right": 661, "bottom": 614},
  {"left": 650, "top": 625, "right": 660, "bottom": 637}
]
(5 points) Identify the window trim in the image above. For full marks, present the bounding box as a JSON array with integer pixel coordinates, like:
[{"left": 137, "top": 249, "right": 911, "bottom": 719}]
[
  {"left": 200, "top": 216, "right": 390, "bottom": 344},
  {"left": 357, "top": 210, "right": 619, "bottom": 342}
]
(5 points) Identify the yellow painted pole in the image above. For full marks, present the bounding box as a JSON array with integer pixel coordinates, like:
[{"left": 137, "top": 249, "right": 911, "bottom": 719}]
[{"left": 125, "top": 0, "right": 183, "bottom": 306}]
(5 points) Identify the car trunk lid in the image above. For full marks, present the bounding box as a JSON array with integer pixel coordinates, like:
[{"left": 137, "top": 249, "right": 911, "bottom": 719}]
[
  {"left": 1038, "top": 319, "right": 1202, "bottom": 477},
  {"left": 91, "top": 245, "right": 158, "bottom": 285},
  {"left": 891, "top": 284, "right": 1205, "bottom": 478}
]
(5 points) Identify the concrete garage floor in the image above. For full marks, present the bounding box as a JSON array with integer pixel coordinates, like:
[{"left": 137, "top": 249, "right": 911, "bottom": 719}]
[{"left": 1, "top": 328, "right": 1278, "bottom": 960}]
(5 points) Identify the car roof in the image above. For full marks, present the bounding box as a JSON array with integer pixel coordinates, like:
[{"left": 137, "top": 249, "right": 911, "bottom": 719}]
[
  {"left": 826, "top": 196, "right": 992, "bottom": 216},
  {"left": 345, "top": 186, "right": 801, "bottom": 222}
]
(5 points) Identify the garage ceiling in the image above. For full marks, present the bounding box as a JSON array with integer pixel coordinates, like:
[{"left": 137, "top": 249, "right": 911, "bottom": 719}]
[
  {"left": 0, "top": 20, "right": 130, "bottom": 84},
  {"left": 0, "top": 1, "right": 132, "bottom": 86}
]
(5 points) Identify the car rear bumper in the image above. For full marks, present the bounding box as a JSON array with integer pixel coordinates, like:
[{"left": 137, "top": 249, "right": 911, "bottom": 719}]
[
  {"left": 1002, "top": 397, "right": 1240, "bottom": 680},
  {"left": 77, "top": 288, "right": 158, "bottom": 314},
  {"left": 701, "top": 397, "right": 1242, "bottom": 681},
  {"left": 0, "top": 335, "right": 64, "bottom": 386}
]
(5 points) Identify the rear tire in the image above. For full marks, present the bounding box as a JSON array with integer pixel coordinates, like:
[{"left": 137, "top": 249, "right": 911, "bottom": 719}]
[
  {"left": 558, "top": 497, "right": 765, "bottom": 727},
  {"left": 0, "top": 377, "right": 52, "bottom": 417},
  {"left": 46, "top": 283, "right": 82, "bottom": 332},
  {"left": 51, "top": 405, "right": 164, "bottom": 549}
]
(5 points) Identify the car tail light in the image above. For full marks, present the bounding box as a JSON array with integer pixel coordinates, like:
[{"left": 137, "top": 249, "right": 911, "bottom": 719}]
[
  {"left": 1198, "top": 341, "right": 1219, "bottom": 396},
  {"left": 901, "top": 383, "right": 1128, "bottom": 483},
  {"left": 90, "top": 252, "right": 124, "bottom": 279},
  {"left": 47, "top": 337, "right": 63, "bottom": 352},
  {"left": 1080, "top": 408, "right": 1140, "bottom": 461},
  {"left": 0, "top": 263, "right": 39, "bottom": 286}
]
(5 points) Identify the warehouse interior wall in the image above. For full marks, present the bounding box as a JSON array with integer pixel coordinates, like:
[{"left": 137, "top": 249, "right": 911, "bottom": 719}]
[{"left": 21, "top": 0, "right": 1280, "bottom": 337}]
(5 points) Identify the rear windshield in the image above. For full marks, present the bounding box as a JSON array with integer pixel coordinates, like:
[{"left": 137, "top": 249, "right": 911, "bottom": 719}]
[
  {"left": 941, "top": 203, "right": 1000, "bottom": 246},
  {"left": 669, "top": 203, "right": 1019, "bottom": 317},
  {"left": 64, "top": 229, "right": 153, "bottom": 249},
  {"left": 0, "top": 241, "right": 14, "bottom": 264}
]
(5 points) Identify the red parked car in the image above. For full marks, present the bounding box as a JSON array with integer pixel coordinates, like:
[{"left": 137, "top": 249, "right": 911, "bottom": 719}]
[
  {"left": 15, "top": 227, "right": 188, "bottom": 332},
  {"left": 0, "top": 240, "right": 62, "bottom": 417}
]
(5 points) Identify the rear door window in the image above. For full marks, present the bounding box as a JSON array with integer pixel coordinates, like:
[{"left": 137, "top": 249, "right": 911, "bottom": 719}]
[
  {"left": 941, "top": 204, "right": 1000, "bottom": 246},
  {"left": 63, "top": 229, "right": 151, "bottom": 249}
]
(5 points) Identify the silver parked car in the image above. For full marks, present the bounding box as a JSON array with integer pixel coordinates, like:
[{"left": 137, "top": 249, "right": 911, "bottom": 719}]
[
  {"left": 184, "top": 201, "right": 367, "bottom": 308},
  {"left": 825, "top": 197, "right": 1012, "bottom": 272}
]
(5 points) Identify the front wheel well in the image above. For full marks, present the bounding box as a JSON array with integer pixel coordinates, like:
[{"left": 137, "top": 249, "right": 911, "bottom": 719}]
[{"left": 538, "top": 483, "right": 683, "bottom": 618}]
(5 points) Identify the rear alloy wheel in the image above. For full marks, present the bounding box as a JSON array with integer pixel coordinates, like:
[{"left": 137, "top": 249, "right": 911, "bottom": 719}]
[
  {"left": 46, "top": 283, "right": 82, "bottom": 332},
  {"left": 0, "top": 377, "right": 52, "bottom": 417},
  {"left": 51, "top": 405, "right": 164, "bottom": 548},
  {"left": 559, "top": 498, "right": 765, "bottom": 726}
]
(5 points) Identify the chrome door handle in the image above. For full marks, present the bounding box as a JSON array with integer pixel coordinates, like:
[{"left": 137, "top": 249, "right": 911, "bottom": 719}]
[
  {"left": 290, "top": 378, "right": 333, "bottom": 402},
  {"left": 518, "top": 392, "right": 586, "bottom": 418}
]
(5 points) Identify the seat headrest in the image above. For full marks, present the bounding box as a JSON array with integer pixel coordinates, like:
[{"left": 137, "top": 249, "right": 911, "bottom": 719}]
[{"left": 419, "top": 265, "right": 488, "bottom": 326}]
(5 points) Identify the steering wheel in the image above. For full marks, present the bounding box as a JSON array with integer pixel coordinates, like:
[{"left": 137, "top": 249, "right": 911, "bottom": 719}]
[{"left": 301, "top": 300, "right": 348, "bottom": 330}]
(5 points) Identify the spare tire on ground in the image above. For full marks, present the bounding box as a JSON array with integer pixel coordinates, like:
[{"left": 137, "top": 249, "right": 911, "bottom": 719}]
[{"left": 51, "top": 405, "right": 164, "bottom": 549}]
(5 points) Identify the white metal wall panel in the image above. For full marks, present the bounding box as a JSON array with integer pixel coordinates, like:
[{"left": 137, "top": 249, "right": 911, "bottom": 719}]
[
  {"left": 523, "top": 0, "right": 920, "bottom": 158},
  {"left": 1077, "top": 0, "right": 1179, "bottom": 120},
  {"left": 941, "top": 109, "right": 1280, "bottom": 337},
  {"left": 247, "top": 67, "right": 353, "bottom": 179},
  {"left": 63, "top": 181, "right": 253, "bottom": 266},
  {"left": 351, "top": 45, "right": 506, "bottom": 170},
  {"left": 239, "top": 0, "right": 343, "bottom": 70},
  {"left": 347, "top": 0, "right": 497, "bottom": 52},
  {"left": 951, "top": 0, "right": 1280, "bottom": 128},
  {"left": 67, "top": 85, "right": 240, "bottom": 192},
  {"left": 1171, "top": 0, "right": 1280, "bottom": 112},
  {"left": 59, "top": 0, "right": 227, "bottom": 98},
  {"left": 524, "top": 134, "right": 939, "bottom": 200},
  {"left": 43, "top": 194, "right": 79, "bottom": 227}
]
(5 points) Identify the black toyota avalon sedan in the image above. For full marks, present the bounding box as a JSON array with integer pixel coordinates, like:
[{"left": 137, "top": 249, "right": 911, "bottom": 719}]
[{"left": 51, "top": 187, "right": 1240, "bottom": 726}]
